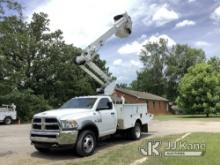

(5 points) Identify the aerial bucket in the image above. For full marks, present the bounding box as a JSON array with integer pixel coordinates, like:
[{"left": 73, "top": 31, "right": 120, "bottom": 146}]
[{"left": 114, "top": 13, "right": 132, "bottom": 38}]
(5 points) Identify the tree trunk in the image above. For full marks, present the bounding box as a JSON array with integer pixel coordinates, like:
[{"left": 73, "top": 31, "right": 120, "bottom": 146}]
[{"left": 206, "top": 113, "right": 209, "bottom": 117}]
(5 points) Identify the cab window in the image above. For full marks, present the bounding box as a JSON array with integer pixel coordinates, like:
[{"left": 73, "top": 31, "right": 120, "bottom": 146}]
[{"left": 97, "top": 98, "right": 112, "bottom": 110}]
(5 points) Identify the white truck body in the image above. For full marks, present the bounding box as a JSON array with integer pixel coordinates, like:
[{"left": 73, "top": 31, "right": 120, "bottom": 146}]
[
  {"left": 0, "top": 105, "right": 17, "bottom": 124},
  {"left": 30, "top": 96, "right": 153, "bottom": 156},
  {"left": 115, "top": 104, "right": 151, "bottom": 130}
]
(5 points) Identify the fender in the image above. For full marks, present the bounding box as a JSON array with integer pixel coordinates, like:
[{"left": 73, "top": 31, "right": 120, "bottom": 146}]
[{"left": 78, "top": 120, "right": 99, "bottom": 137}]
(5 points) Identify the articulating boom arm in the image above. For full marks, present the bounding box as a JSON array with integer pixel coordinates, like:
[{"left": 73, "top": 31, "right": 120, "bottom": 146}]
[{"left": 75, "top": 13, "right": 132, "bottom": 95}]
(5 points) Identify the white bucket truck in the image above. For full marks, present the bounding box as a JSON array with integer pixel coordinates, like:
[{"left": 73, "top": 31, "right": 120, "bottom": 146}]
[{"left": 30, "top": 13, "right": 153, "bottom": 156}]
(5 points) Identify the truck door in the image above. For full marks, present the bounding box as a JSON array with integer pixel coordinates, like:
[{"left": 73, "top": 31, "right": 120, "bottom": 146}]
[{"left": 96, "top": 98, "right": 117, "bottom": 136}]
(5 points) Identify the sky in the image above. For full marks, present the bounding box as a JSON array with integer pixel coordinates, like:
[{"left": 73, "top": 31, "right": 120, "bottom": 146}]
[{"left": 18, "top": 0, "right": 220, "bottom": 84}]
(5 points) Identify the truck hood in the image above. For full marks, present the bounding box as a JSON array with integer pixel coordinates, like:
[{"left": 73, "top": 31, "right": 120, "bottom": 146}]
[{"left": 34, "top": 108, "right": 92, "bottom": 120}]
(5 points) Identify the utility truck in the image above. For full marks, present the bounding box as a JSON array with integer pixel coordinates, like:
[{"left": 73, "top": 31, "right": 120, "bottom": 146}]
[
  {"left": 30, "top": 13, "right": 153, "bottom": 156},
  {"left": 0, "top": 104, "right": 17, "bottom": 125}
]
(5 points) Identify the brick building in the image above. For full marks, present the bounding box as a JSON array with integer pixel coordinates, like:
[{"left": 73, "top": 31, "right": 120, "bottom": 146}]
[{"left": 113, "top": 88, "right": 170, "bottom": 115}]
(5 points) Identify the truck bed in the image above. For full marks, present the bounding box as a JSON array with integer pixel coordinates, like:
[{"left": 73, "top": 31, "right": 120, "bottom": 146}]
[{"left": 114, "top": 103, "right": 153, "bottom": 130}]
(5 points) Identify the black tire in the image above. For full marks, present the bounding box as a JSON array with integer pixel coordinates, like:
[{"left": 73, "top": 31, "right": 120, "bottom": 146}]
[
  {"left": 76, "top": 130, "right": 96, "bottom": 157},
  {"left": 129, "top": 122, "right": 141, "bottom": 140},
  {"left": 34, "top": 145, "right": 50, "bottom": 153},
  {"left": 4, "top": 117, "right": 12, "bottom": 125}
]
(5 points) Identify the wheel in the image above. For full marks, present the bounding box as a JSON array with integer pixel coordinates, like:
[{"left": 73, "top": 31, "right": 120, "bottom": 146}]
[
  {"left": 4, "top": 117, "right": 12, "bottom": 125},
  {"left": 34, "top": 145, "right": 50, "bottom": 153},
  {"left": 76, "top": 130, "right": 96, "bottom": 157},
  {"left": 130, "top": 122, "right": 141, "bottom": 140}
]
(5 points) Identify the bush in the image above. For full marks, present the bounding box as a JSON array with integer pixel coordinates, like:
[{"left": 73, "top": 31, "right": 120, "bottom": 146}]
[
  {"left": 0, "top": 90, "right": 51, "bottom": 122},
  {"left": 177, "top": 63, "right": 220, "bottom": 117}
]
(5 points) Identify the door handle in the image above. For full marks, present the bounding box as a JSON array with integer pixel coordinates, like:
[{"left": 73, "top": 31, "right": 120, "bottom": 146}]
[{"left": 111, "top": 112, "right": 115, "bottom": 115}]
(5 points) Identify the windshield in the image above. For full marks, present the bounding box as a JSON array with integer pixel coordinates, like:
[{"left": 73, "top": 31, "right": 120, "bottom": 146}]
[{"left": 60, "top": 98, "right": 97, "bottom": 109}]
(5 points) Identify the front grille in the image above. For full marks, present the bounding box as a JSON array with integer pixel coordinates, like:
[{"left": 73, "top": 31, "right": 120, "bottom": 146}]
[
  {"left": 33, "top": 118, "right": 41, "bottom": 123},
  {"left": 45, "top": 125, "right": 59, "bottom": 130},
  {"left": 32, "top": 117, "right": 60, "bottom": 131},
  {"left": 33, "top": 124, "right": 41, "bottom": 129},
  {"left": 45, "top": 118, "right": 58, "bottom": 123}
]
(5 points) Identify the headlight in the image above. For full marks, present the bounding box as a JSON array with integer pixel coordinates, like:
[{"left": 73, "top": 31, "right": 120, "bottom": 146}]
[{"left": 60, "top": 120, "right": 78, "bottom": 130}]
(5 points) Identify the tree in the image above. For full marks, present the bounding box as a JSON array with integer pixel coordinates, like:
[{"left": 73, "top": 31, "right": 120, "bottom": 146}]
[
  {"left": 177, "top": 62, "right": 220, "bottom": 117},
  {"left": 0, "top": 0, "right": 22, "bottom": 19},
  {"left": 131, "top": 40, "right": 206, "bottom": 100},
  {"left": 116, "top": 83, "right": 128, "bottom": 89},
  {"left": 165, "top": 44, "right": 205, "bottom": 100},
  {"left": 0, "top": 11, "right": 110, "bottom": 120},
  {"left": 131, "top": 39, "right": 169, "bottom": 96}
]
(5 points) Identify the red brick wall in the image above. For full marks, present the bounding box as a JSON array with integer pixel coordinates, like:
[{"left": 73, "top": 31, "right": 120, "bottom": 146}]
[{"left": 113, "top": 90, "right": 170, "bottom": 115}]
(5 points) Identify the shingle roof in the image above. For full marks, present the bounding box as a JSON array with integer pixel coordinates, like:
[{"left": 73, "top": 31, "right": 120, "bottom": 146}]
[{"left": 115, "top": 88, "right": 168, "bottom": 102}]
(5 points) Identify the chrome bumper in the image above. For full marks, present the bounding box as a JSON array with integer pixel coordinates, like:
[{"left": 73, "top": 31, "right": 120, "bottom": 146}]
[{"left": 30, "top": 130, "right": 78, "bottom": 145}]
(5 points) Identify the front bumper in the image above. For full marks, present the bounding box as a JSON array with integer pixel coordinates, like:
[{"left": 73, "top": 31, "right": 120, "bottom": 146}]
[{"left": 30, "top": 130, "right": 78, "bottom": 145}]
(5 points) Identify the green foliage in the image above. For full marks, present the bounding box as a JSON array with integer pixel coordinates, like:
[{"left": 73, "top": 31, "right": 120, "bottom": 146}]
[
  {"left": 0, "top": 0, "right": 22, "bottom": 19},
  {"left": 0, "top": 89, "right": 51, "bottom": 121},
  {"left": 0, "top": 10, "right": 109, "bottom": 121},
  {"left": 131, "top": 39, "right": 168, "bottom": 96},
  {"left": 131, "top": 40, "right": 205, "bottom": 100},
  {"left": 166, "top": 44, "right": 205, "bottom": 100},
  {"left": 177, "top": 61, "right": 220, "bottom": 116},
  {"left": 116, "top": 83, "right": 128, "bottom": 89}
]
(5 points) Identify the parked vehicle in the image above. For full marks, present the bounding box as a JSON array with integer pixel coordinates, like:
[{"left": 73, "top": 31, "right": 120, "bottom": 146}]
[
  {"left": 30, "top": 95, "right": 153, "bottom": 156},
  {"left": 0, "top": 104, "right": 17, "bottom": 125}
]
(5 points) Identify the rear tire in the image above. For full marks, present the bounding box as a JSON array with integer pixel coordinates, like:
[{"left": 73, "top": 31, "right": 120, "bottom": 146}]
[
  {"left": 130, "top": 122, "right": 141, "bottom": 140},
  {"left": 34, "top": 145, "right": 50, "bottom": 153},
  {"left": 4, "top": 117, "right": 12, "bottom": 125},
  {"left": 76, "top": 130, "right": 96, "bottom": 157}
]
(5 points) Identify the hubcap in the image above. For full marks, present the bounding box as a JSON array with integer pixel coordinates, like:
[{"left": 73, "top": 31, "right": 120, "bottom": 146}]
[
  {"left": 135, "top": 125, "right": 141, "bottom": 138},
  {"left": 5, "top": 118, "right": 11, "bottom": 124},
  {"left": 83, "top": 134, "right": 94, "bottom": 153}
]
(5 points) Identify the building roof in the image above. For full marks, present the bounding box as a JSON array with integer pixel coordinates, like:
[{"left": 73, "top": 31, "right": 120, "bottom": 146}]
[{"left": 115, "top": 88, "right": 168, "bottom": 102}]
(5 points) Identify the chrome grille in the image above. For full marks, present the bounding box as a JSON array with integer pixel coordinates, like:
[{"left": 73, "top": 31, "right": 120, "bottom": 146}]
[{"left": 32, "top": 117, "right": 60, "bottom": 131}]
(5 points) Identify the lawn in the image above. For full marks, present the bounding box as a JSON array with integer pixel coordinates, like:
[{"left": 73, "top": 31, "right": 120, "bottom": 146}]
[
  {"left": 154, "top": 114, "right": 220, "bottom": 121},
  {"left": 66, "top": 133, "right": 220, "bottom": 165}
]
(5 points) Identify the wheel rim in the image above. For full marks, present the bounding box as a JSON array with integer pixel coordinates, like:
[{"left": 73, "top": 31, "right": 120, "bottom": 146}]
[
  {"left": 135, "top": 124, "right": 141, "bottom": 138},
  {"left": 82, "top": 134, "right": 94, "bottom": 153},
  {"left": 5, "top": 118, "right": 11, "bottom": 124}
]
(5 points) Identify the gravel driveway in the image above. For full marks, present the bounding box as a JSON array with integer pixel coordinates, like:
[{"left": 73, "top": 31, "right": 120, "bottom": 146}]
[{"left": 1, "top": 120, "right": 220, "bottom": 165}]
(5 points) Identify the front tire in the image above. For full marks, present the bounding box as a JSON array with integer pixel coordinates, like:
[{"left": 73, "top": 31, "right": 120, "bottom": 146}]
[
  {"left": 130, "top": 122, "right": 141, "bottom": 140},
  {"left": 4, "top": 117, "right": 12, "bottom": 125},
  {"left": 76, "top": 130, "right": 96, "bottom": 157}
]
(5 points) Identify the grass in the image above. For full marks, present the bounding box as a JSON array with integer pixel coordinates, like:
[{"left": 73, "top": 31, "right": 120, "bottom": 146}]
[
  {"left": 148, "top": 133, "right": 220, "bottom": 165},
  {"left": 66, "top": 133, "right": 220, "bottom": 165},
  {"left": 154, "top": 114, "right": 220, "bottom": 121},
  {"left": 66, "top": 134, "right": 180, "bottom": 165}
]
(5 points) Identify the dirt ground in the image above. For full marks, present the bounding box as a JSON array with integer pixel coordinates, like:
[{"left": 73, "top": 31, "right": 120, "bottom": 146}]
[{"left": 1, "top": 120, "right": 220, "bottom": 165}]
